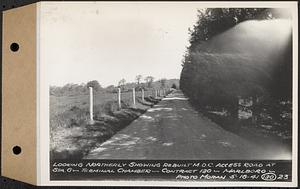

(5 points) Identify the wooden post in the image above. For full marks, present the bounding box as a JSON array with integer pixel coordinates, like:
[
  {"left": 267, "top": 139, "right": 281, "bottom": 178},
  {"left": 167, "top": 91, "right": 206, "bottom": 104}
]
[
  {"left": 118, "top": 88, "right": 121, "bottom": 109},
  {"left": 142, "top": 89, "right": 145, "bottom": 102},
  {"left": 89, "top": 87, "right": 94, "bottom": 123},
  {"left": 132, "top": 88, "right": 136, "bottom": 107}
]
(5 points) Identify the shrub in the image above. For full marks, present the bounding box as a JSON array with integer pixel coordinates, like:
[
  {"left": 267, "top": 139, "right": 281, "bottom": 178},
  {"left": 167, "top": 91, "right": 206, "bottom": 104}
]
[{"left": 50, "top": 105, "right": 89, "bottom": 130}]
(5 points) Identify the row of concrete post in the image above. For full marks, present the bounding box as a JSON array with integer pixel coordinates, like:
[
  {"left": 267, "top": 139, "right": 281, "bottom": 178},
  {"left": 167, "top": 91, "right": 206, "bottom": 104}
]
[
  {"left": 89, "top": 87, "right": 167, "bottom": 123},
  {"left": 118, "top": 88, "right": 166, "bottom": 109}
]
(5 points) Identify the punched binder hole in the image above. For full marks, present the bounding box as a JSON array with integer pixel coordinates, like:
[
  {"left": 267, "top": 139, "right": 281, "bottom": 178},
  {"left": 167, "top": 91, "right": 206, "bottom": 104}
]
[
  {"left": 10, "top": 43, "right": 19, "bottom": 52},
  {"left": 12, "top": 146, "right": 21, "bottom": 155}
]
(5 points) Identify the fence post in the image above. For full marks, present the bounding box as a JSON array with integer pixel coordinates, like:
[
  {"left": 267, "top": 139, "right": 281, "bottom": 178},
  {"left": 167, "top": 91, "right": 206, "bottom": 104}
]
[
  {"left": 155, "top": 89, "right": 157, "bottom": 98},
  {"left": 118, "top": 88, "right": 121, "bottom": 109},
  {"left": 142, "top": 89, "right": 145, "bottom": 102},
  {"left": 132, "top": 88, "right": 136, "bottom": 107},
  {"left": 89, "top": 87, "right": 94, "bottom": 123}
]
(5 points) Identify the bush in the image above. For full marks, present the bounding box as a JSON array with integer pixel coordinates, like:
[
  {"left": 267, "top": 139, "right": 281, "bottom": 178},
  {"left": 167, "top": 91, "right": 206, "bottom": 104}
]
[
  {"left": 93, "top": 101, "right": 120, "bottom": 117},
  {"left": 51, "top": 106, "right": 88, "bottom": 128}
]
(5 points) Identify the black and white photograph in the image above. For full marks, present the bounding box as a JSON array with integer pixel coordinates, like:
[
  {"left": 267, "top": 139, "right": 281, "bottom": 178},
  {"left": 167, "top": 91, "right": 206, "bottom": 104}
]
[{"left": 40, "top": 2, "right": 297, "bottom": 186}]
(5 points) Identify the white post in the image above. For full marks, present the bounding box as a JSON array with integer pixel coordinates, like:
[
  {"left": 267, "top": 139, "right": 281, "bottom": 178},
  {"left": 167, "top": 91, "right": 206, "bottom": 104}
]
[
  {"left": 132, "top": 88, "right": 136, "bottom": 107},
  {"left": 142, "top": 89, "right": 145, "bottom": 102},
  {"left": 118, "top": 88, "right": 121, "bottom": 109},
  {"left": 89, "top": 87, "right": 94, "bottom": 123},
  {"left": 155, "top": 90, "right": 157, "bottom": 98}
]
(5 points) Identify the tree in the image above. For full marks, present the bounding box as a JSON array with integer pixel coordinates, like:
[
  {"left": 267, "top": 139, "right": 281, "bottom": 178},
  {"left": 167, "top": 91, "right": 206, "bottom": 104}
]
[
  {"left": 87, "top": 80, "right": 102, "bottom": 92},
  {"left": 180, "top": 8, "right": 286, "bottom": 128},
  {"left": 171, "top": 83, "right": 177, "bottom": 89},
  {"left": 144, "top": 76, "right": 155, "bottom": 88},
  {"left": 158, "top": 78, "right": 167, "bottom": 88},
  {"left": 135, "top": 75, "right": 143, "bottom": 85},
  {"left": 105, "top": 85, "right": 117, "bottom": 93},
  {"left": 118, "top": 79, "right": 126, "bottom": 90},
  {"left": 187, "top": 8, "right": 274, "bottom": 52}
]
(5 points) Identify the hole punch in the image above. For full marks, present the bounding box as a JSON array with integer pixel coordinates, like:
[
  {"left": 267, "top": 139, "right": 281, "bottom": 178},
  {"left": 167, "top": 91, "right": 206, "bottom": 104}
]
[
  {"left": 12, "top": 146, "right": 21, "bottom": 155},
  {"left": 10, "top": 43, "right": 19, "bottom": 52}
]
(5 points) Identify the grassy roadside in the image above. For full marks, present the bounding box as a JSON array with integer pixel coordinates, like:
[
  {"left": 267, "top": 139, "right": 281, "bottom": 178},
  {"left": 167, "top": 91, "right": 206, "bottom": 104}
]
[{"left": 50, "top": 95, "right": 163, "bottom": 159}]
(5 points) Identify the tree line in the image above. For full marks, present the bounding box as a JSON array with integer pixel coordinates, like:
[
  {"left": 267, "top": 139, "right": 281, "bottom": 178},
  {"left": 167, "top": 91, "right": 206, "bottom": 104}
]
[{"left": 50, "top": 75, "right": 179, "bottom": 96}]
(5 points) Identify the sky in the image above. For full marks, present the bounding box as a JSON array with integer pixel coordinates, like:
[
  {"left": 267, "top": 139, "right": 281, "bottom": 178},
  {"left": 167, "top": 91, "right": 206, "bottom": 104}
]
[{"left": 40, "top": 2, "right": 200, "bottom": 87}]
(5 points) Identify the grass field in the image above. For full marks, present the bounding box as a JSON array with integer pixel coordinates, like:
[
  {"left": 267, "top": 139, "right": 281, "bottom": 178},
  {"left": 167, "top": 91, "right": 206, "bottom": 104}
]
[
  {"left": 50, "top": 89, "right": 155, "bottom": 116},
  {"left": 50, "top": 88, "right": 165, "bottom": 159}
]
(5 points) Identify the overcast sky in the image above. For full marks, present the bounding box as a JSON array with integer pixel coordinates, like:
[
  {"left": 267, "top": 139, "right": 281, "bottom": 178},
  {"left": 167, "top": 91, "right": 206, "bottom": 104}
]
[{"left": 40, "top": 2, "right": 200, "bottom": 87}]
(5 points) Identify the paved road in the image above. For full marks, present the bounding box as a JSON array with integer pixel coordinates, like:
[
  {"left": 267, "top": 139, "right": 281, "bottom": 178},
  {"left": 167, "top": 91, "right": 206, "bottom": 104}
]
[{"left": 85, "top": 90, "right": 290, "bottom": 160}]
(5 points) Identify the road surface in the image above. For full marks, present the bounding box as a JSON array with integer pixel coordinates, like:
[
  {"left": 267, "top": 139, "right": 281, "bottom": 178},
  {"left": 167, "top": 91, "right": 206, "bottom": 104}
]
[{"left": 85, "top": 90, "right": 290, "bottom": 160}]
